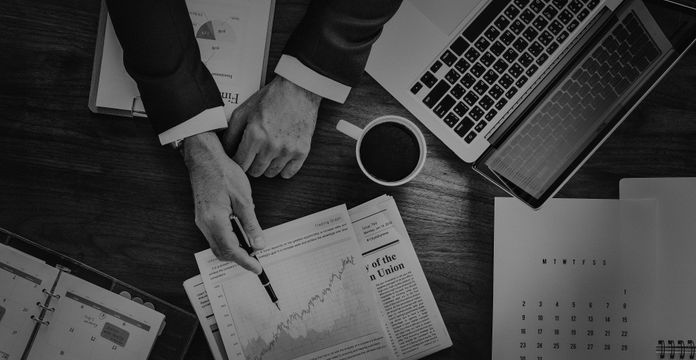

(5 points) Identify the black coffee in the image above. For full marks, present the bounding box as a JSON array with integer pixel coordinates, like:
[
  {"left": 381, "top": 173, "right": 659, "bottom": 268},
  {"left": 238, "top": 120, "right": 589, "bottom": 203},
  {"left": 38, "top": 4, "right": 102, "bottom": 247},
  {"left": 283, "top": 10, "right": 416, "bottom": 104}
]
[{"left": 359, "top": 122, "right": 421, "bottom": 183}]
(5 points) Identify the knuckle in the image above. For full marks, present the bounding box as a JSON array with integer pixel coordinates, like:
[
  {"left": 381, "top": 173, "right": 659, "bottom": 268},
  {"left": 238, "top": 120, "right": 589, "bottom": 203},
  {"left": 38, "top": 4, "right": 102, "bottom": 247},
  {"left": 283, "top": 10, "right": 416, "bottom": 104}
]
[
  {"left": 248, "top": 124, "right": 266, "bottom": 141},
  {"left": 288, "top": 146, "right": 302, "bottom": 157},
  {"left": 291, "top": 142, "right": 310, "bottom": 157},
  {"left": 267, "top": 138, "right": 282, "bottom": 153}
]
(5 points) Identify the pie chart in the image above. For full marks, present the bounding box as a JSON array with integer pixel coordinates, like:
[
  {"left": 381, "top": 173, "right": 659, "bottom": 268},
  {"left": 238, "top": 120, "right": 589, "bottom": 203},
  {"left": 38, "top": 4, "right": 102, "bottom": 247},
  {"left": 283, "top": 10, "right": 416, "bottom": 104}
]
[
  {"left": 196, "top": 19, "right": 237, "bottom": 43},
  {"left": 195, "top": 18, "right": 238, "bottom": 64}
]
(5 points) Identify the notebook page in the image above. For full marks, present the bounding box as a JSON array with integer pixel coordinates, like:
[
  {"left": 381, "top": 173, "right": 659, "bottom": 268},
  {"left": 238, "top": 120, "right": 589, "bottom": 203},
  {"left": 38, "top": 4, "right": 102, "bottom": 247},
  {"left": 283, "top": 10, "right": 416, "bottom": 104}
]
[
  {"left": 26, "top": 272, "right": 164, "bottom": 360},
  {"left": 493, "top": 198, "right": 657, "bottom": 360},
  {"left": 0, "top": 245, "right": 59, "bottom": 360},
  {"left": 620, "top": 178, "right": 696, "bottom": 341}
]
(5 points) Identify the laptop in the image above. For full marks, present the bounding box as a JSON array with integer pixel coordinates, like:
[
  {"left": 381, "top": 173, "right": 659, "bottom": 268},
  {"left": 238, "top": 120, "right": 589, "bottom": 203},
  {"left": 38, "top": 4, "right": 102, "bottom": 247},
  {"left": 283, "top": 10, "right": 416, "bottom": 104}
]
[{"left": 366, "top": 0, "right": 696, "bottom": 208}]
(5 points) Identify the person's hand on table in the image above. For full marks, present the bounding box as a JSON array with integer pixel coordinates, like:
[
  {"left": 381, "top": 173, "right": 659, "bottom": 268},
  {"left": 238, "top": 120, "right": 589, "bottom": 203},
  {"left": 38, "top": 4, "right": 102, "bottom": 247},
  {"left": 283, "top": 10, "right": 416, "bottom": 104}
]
[
  {"left": 222, "top": 75, "right": 322, "bottom": 179},
  {"left": 182, "top": 131, "right": 266, "bottom": 273}
]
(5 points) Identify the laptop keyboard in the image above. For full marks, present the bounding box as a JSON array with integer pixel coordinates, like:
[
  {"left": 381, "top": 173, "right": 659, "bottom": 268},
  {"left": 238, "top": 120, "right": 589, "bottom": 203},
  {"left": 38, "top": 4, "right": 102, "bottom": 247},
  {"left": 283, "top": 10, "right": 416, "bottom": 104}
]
[
  {"left": 486, "top": 10, "right": 662, "bottom": 196},
  {"left": 410, "top": 0, "right": 601, "bottom": 144}
]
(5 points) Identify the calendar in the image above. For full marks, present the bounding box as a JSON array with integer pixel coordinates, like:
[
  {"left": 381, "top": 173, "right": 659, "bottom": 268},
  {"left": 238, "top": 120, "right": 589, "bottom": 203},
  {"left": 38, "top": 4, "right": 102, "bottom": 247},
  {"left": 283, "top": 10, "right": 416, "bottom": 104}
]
[
  {"left": 493, "top": 198, "right": 658, "bottom": 360},
  {"left": 0, "top": 242, "right": 164, "bottom": 360},
  {"left": 28, "top": 272, "right": 165, "bottom": 360}
]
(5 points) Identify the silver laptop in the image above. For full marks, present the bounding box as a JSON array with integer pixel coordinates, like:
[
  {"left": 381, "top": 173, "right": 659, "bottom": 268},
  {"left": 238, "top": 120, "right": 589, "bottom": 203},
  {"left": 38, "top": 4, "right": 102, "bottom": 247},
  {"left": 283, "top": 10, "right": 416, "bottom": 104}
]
[{"left": 367, "top": 0, "right": 696, "bottom": 208}]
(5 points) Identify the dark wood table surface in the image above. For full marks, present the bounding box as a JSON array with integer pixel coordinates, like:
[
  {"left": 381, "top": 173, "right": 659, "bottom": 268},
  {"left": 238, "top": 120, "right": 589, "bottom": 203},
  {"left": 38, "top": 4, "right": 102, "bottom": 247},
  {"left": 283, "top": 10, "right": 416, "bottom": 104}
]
[{"left": 2, "top": 0, "right": 696, "bottom": 359}]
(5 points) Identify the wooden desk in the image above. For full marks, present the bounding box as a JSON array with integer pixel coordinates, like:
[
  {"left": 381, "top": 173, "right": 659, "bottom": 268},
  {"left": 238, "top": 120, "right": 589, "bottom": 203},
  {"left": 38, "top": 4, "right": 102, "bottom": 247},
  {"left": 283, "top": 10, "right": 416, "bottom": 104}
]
[{"left": 2, "top": 0, "right": 696, "bottom": 358}]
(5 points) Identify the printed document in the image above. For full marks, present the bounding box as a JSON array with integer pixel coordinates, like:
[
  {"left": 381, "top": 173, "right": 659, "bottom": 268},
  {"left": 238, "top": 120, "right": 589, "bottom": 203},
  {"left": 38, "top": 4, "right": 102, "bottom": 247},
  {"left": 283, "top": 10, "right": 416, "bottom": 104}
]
[
  {"left": 193, "top": 197, "right": 451, "bottom": 360},
  {"left": 196, "top": 205, "right": 393, "bottom": 360},
  {"left": 348, "top": 195, "right": 452, "bottom": 359}
]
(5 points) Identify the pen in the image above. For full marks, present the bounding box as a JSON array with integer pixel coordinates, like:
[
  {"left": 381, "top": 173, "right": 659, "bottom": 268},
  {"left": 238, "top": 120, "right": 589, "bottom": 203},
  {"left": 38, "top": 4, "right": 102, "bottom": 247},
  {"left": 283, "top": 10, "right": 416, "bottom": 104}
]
[{"left": 230, "top": 216, "right": 281, "bottom": 311}]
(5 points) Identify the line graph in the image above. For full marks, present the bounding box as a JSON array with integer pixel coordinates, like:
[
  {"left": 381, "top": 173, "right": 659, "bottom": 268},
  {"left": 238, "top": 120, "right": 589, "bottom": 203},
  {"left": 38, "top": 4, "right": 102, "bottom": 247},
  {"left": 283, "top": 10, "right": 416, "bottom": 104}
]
[
  {"left": 246, "top": 256, "right": 355, "bottom": 360},
  {"left": 223, "top": 242, "right": 383, "bottom": 360}
]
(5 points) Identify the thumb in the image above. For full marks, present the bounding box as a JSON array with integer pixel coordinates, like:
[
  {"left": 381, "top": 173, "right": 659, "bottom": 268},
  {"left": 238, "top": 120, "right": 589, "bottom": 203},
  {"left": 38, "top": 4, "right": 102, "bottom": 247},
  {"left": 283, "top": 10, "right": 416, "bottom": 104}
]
[{"left": 235, "top": 202, "right": 266, "bottom": 250}]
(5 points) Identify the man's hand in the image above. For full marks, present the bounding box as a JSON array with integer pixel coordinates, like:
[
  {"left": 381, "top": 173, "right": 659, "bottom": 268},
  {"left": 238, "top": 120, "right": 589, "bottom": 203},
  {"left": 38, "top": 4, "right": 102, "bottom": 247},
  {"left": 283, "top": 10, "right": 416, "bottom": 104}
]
[
  {"left": 183, "top": 131, "right": 266, "bottom": 273},
  {"left": 222, "top": 76, "right": 322, "bottom": 179}
]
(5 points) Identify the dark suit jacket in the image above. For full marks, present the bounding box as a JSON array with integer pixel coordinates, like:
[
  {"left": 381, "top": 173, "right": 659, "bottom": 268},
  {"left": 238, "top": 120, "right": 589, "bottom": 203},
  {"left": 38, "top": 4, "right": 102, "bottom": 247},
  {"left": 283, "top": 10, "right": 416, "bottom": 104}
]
[{"left": 106, "top": 0, "right": 403, "bottom": 135}]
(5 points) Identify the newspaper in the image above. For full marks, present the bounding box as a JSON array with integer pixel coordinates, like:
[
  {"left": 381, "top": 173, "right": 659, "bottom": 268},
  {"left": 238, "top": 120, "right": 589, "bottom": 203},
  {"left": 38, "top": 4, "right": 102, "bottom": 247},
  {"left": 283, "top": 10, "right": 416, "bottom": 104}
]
[
  {"left": 349, "top": 195, "right": 452, "bottom": 359},
  {"left": 187, "top": 196, "right": 451, "bottom": 359}
]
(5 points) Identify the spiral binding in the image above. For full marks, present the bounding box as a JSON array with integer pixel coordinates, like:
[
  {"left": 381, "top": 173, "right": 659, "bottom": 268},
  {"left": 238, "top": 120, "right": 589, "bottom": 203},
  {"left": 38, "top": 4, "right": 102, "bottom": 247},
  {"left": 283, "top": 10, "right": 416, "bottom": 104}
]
[
  {"left": 42, "top": 288, "right": 60, "bottom": 299},
  {"left": 35, "top": 301, "right": 55, "bottom": 312},
  {"left": 30, "top": 315, "right": 50, "bottom": 326},
  {"left": 657, "top": 339, "right": 696, "bottom": 359},
  {"left": 31, "top": 288, "right": 61, "bottom": 327}
]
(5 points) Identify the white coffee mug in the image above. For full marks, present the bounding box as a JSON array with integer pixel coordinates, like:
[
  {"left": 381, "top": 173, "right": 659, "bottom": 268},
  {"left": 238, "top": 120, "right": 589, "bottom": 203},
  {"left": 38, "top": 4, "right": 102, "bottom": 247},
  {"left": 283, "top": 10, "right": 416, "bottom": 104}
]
[{"left": 336, "top": 115, "right": 426, "bottom": 186}]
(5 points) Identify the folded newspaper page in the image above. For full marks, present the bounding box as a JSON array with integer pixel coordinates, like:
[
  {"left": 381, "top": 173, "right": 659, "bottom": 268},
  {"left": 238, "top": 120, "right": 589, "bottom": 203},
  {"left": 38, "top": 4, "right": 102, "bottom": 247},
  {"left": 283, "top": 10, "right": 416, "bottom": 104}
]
[
  {"left": 186, "top": 196, "right": 451, "bottom": 360},
  {"left": 349, "top": 195, "right": 452, "bottom": 359}
]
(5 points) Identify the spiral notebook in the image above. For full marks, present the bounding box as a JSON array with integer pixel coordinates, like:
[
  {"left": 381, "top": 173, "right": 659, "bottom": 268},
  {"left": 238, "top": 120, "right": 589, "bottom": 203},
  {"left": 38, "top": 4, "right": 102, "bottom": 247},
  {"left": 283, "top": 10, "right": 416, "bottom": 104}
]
[
  {"left": 620, "top": 178, "right": 696, "bottom": 359},
  {"left": 0, "top": 228, "right": 198, "bottom": 360}
]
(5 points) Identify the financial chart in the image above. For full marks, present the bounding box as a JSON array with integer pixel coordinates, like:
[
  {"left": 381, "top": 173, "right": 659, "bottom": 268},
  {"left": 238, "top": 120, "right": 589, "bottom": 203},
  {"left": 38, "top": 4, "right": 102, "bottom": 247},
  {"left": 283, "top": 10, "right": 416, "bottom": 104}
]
[
  {"left": 193, "top": 17, "right": 240, "bottom": 65},
  {"left": 223, "top": 240, "right": 383, "bottom": 360}
]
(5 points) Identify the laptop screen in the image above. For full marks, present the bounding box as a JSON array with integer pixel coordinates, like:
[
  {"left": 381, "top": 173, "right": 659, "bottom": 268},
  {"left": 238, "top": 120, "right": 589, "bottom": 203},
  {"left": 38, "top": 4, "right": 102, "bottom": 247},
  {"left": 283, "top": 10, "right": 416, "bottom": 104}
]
[{"left": 474, "top": 0, "right": 696, "bottom": 208}]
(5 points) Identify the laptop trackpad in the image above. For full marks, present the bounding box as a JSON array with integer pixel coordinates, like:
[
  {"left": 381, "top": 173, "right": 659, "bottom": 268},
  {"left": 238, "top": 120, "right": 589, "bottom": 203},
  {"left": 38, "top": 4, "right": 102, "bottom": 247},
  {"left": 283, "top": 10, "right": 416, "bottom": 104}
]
[{"left": 408, "top": 0, "right": 485, "bottom": 35}]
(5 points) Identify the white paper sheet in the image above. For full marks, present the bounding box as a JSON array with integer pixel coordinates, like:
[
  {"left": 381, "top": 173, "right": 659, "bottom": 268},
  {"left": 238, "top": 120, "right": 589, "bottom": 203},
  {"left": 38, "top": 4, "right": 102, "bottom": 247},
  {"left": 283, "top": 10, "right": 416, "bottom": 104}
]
[{"left": 621, "top": 177, "right": 696, "bottom": 342}]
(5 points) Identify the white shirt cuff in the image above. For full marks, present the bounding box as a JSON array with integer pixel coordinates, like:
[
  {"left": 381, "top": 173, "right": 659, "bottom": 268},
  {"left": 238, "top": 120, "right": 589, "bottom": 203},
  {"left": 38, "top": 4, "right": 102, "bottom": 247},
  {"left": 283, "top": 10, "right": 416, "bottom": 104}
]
[
  {"left": 158, "top": 106, "right": 227, "bottom": 145},
  {"left": 274, "top": 54, "right": 351, "bottom": 104}
]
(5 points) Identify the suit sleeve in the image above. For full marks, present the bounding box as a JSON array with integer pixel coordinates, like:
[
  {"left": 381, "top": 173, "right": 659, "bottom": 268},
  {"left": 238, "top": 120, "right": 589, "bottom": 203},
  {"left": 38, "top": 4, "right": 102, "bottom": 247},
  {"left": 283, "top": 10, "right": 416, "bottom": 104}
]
[
  {"left": 105, "top": 0, "right": 223, "bottom": 134},
  {"left": 283, "top": 0, "right": 403, "bottom": 88}
]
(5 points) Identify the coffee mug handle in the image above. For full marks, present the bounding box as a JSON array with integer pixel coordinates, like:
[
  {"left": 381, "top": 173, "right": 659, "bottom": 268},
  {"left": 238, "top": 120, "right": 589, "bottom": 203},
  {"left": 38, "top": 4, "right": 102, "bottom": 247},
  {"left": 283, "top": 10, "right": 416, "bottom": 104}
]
[{"left": 336, "top": 120, "right": 363, "bottom": 141}]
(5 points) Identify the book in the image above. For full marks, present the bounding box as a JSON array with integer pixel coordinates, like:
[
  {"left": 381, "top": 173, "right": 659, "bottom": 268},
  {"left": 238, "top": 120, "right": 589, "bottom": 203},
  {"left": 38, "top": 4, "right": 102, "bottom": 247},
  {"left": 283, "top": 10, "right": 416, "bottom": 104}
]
[
  {"left": 186, "top": 195, "right": 452, "bottom": 360},
  {"left": 0, "top": 228, "right": 198, "bottom": 360},
  {"left": 492, "top": 198, "right": 658, "bottom": 360},
  {"left": 89, "top": 0, "right": 274, "bottom": 118}
]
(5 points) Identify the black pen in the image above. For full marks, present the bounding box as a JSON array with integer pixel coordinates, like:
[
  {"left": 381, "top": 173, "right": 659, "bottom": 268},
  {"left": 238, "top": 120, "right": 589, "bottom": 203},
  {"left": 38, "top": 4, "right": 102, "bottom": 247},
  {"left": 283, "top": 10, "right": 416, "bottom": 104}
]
[{"left": 230, "top": 216, "right": 281, "bottom": 311}]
